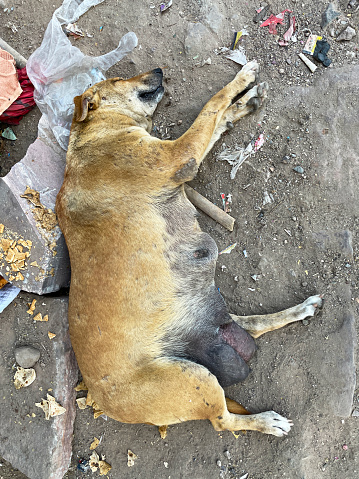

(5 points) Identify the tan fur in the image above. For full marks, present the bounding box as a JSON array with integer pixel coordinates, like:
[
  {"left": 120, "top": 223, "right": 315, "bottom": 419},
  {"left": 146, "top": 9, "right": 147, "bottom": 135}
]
[{"left": 56, "top": 62, "right": 322, "bottom": 437}]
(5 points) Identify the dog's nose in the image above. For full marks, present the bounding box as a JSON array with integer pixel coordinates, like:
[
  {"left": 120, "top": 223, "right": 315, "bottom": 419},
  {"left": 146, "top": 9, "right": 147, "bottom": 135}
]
[{"left": 152, "top": 68, "right": 163, "bottom": 76}]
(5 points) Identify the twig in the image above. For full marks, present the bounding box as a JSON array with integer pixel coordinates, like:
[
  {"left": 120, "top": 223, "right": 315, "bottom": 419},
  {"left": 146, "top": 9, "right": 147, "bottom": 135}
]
[{"left": 184, "top": 185, "right": 235, "bottom": 232}]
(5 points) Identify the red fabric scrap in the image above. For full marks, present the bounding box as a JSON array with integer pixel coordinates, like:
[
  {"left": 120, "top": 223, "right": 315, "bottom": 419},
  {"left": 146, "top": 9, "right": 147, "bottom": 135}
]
[
  {"left": 278, "top": 14, "right": 296, "bottom": 46},
  {"left": 0, "top": 66, "right": 36, "bottom": 125},
  {"left": 260, "top": 9, "right": 292, "bottom": 35}
]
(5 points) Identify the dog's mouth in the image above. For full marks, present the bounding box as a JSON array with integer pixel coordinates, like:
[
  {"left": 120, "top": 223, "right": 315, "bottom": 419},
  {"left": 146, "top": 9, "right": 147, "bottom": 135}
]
[{"left": 139, "top": 84, "right": 165, "bottom": 101}]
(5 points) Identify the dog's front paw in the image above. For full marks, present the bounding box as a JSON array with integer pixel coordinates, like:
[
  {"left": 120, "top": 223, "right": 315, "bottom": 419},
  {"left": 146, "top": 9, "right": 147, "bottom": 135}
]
[
  {"left": 299, "top": 295, "right": 323, "bottom": 319},
  {"left": 255, "top": 411, "right": 293, "bottom": 437},
  {"left": 234, "top": 60, "right": 259, "bottom": 87}
]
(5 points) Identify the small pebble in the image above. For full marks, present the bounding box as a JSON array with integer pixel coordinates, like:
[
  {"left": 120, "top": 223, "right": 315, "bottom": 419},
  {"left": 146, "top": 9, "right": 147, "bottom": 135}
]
[
  {"left": 293, "top": 166, "right": 304, "bottom": 174},
  {"left": 15, "top": 346, "right": 40, "bottom": 368}
]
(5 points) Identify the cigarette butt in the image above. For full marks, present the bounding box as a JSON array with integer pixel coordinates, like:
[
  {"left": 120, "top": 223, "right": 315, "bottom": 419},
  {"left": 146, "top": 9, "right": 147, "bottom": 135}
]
[{"left": 298, "top": 53, "right": 317, "bottom": 73}]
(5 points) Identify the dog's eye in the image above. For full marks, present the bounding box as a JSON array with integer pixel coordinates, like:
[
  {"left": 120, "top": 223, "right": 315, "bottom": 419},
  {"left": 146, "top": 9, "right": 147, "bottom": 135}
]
[{"left": 102, "top": 97, "right": 106, "bottom": 100}]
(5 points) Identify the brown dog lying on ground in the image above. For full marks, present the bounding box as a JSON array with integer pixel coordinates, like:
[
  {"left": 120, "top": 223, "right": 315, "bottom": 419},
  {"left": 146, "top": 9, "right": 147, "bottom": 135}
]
[{"left": 56, "top": 60, "right": 323, "bottom": 436}]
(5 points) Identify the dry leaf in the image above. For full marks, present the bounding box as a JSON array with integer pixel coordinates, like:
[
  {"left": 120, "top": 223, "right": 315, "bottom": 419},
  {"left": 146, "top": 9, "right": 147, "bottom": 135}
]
[
  {"left": 127, "top": 450, "right": 138, "bottom": 467},
  {"left": 90, "top": 437, "right": 100, "bottom": 450},
  {"left": 74, "top": 380, "right": 88, "bottom": 391},
  {"left": 14, "top": 367, "right": 36, "bottom": 389},
  {"left": 158, "top": 425, "right": 168, "bottom": 439},
  {"left": 0, "top": 223, "right": 4, "bottom": 234},
  {"left": 48, "top": 332, "right": 56, "bottom": 340},
  {"left": 99, "top": 460, "right": 112, "bottom": 475},
  {"left": 76, "top": 397, "right": 87, "bottom": 409},
  {"left": 27, "top": 299, "right": 37, "bottom": 315},
  {"left": 35, "top": 394, "right": 66, "bottom": 420}
]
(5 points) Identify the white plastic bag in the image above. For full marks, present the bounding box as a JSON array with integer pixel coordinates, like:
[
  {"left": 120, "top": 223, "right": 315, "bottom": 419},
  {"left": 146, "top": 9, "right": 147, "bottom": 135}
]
[{"left": 26, "top": 0, "right": 138, "bottom": 150}]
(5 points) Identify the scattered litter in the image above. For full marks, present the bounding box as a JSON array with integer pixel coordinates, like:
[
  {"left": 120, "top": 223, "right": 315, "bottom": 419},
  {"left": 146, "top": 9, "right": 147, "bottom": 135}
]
[
  {"left": 303, "top": 35, "right": 322, "bottom": 55},
  {"left": 313, "top": 40, "right": 332, "bottom": 67},
  {"left": 239, "top": 474, "right": 249, "bottom": 479},
  {"left": 263, "top": 190, "right": 273, "bottom": 205},
  {"left": 253, "top": 4, "right": 270, "bottom": 23},
  {"left": 224, "top": 47, "right": 247, "bottom": 65},
  {"left": 254, "top": 133, "right": 265, "bottom": 151},
  {"left": 217, "top": 134, "right": 264, "bottom": 179},
  {"left": 90, "top": 437, "right": 100, "bottom": 450},
  {"left": 221, "top": 265, "right": 227, "bottom": 271},
  {"left": 201, "top": 57, "right": 212, "bottom": 66},
  {"left": 248, "top": 287, "right": 256, "bottom": 291},
  {"left": 64, "top": 22, "right": 84, "bottom": 38},
  {"left": 243, "top": 249, "right": 248, "bottom": 258},
  {"left": 77, "top": 459, "right": 90, "bottom": 472},
  {"left": 2, "top": 127, "right": 17, "bottom": 140},
  {"left": 336, "top": 26, "right": 356, "bottom": 41},
  {"left": 298, "top": 53, "right": 317, "bottom": 73},
  {"left": 90, "top": 451, "right": 111, "bottom": 474},
  {"left": 219, "top": 243, "right": 237, "bottom": 255},
  {"left": 260, "top": 9, "right": 292, "bottom": 35},
  {"left": 27, "top": 299, "right": 37, "bottom": 315},
  {"left": 5, "top": 22, "right": 18, "bottom": 33},
  {"left": 164, "top": 462, "right": 169, "bottom": 468},
  {"left": 127, "top": 450, "right": 138, "bottom": 467},
  {"left": 293, "top": 165, "right": 304, "bottom": 174},
  {"left": 220, "top": 193, "right": 226, "bottom": 210},
  {"left": 35, "top": 393, "right": 66, "bottom": 419},
  {"left": 251, "top": 274, "right": 260, "bottom": 281},
  {"left": 0, "top": 279, "right": 20, "bottom": 313},
  {"left": 278, "top": 13, "right": 296, "bottom": 46},
  {"left": 85, "top": 391, "right": 104, "bottom": 418},
  {"left": 321, "top": 3, "right": 341, "bottom": 29},
  {"left": 284, "top": 229, "right": 292, "bottom": 237},
  {"left": 26, "top": 0, "right": 137, "bottom": 150},
  {"left": 48, "top": 331, "right": 56, "bottom": 339},
  {"left": 14, "top": 366, "right": 36, "bottom": 389},
  {"left": 160, "top": 0, "right": 172, "bottom": 13},
  {"left": 343, "top": 444, "right": 348, "bottom": 450},
  {"left": 230, "top": 29, "right": 249, "bottom": 50},
  {"left": 76, "top": 397, "right": 87, "bottom": 409}
]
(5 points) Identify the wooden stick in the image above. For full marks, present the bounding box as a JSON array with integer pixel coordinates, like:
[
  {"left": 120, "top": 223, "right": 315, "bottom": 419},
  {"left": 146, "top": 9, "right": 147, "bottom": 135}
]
[
  {"left": 184, "top": 185, "right": 235, "bottom": 232},
  {"left": 0, "top": 37, "right": 27, "bottom": 68}
]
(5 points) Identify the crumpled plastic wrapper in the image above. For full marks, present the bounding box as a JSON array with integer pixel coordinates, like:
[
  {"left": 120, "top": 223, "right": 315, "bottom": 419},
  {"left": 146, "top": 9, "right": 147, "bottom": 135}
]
[
  {"left": 35, "top": 393, "right": 66, "bottom": 420},
  {"left": 13, "top": 366, "right": 36, "bottom": 389}
]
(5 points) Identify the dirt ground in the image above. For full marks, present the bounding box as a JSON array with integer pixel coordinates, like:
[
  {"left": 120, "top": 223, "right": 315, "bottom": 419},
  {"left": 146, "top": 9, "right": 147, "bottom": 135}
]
[{"left": 1, "top": 0, "right": 359, "bottom": 478}]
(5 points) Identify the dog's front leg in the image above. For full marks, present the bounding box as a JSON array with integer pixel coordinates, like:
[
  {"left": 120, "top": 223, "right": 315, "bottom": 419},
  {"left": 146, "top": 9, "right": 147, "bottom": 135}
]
[
  {"left": 230, "top": 295, "right": 323, "bottom": 338},
  {"left": 167, "top": 61, "right": 262, "bottom": 183}
]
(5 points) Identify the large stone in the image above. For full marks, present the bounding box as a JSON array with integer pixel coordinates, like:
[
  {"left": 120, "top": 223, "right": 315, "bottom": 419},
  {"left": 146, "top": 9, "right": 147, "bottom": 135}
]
[
  {"left": 0, "top": 136, "right": 70, "bottom": 294},
  {"left": 0, "top": 294, "right": 78, "bottom": 479},
  {"left": 185, "top": 22, "right": 218, "bottom": 57},
  {"left": 15, "top": 345, "right": 41, "bottom": 368}
]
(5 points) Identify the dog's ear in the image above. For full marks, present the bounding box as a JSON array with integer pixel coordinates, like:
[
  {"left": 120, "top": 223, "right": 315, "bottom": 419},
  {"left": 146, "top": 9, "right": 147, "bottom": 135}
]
[{"left": 73, "top": 92, "right": 100, "bottom": 122}]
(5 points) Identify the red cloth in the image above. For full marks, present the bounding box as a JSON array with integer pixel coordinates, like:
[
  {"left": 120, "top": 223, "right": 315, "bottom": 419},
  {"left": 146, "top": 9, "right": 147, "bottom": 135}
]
[{"left": 0, "top": 67, "right": 36, "bottom": 125}]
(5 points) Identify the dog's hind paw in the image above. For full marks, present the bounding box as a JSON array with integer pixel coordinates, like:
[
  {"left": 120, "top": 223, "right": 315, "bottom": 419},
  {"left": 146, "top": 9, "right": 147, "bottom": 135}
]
[
  {"left": 255, "top": 411, "right": 293, "bottom": 437},
  {"left": 298, "top": 295, "right": 323, "bottom": 320}
]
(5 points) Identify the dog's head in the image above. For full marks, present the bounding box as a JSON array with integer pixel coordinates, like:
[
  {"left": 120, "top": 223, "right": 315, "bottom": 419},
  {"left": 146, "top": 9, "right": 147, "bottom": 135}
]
[{"left": 73, "top": 68, "right": 164, "bottom": 130}]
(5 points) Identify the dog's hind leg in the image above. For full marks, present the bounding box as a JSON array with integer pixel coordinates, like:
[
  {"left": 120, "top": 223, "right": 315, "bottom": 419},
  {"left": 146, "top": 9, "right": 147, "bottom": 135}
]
[
  {"left": 230, "top": 295, "right": 323, "bottom": 339},
  {"left": 136, "top": 359, "right": 292, "bottom": 436}
]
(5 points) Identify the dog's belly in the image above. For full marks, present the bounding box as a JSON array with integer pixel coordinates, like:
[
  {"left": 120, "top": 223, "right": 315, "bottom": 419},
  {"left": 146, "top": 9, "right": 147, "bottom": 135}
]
[{"left": 158, "top": 188, "right": 256, "bottom": 387}]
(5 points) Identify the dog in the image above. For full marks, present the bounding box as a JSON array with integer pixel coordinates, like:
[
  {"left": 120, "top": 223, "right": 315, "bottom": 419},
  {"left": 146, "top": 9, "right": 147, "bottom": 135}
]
[{"left": 56, "top": 61, "right": 323, "bottom": 437}]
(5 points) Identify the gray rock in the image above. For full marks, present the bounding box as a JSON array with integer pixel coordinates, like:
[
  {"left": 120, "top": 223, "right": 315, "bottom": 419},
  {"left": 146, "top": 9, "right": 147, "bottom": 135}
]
[
  {"left": 321, "top": 3, "right": 341, "bottom": 29},
  {"left": 0, "top": 295, "right": 78, "bottom": 479},
  {"left": 312, "top": 230, "right": 353, "bottom": 260},
  {"left": 15, "top": 346, "right": 41, "bottom": 368},
  {"left": 200, "top": 1, "right": 224, "bottom": 34},
  {"left": 336, "top": 25, "right": 356, "bottom": 41},
  {"left": 0, "top": 136, "right": 70, "bottom": 294}
]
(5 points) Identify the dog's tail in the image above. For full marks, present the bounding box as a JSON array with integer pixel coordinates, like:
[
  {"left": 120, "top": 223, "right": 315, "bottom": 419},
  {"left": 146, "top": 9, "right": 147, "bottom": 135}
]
[{"left": 225, "top": 397, "right": 251, "bottom": 415}]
